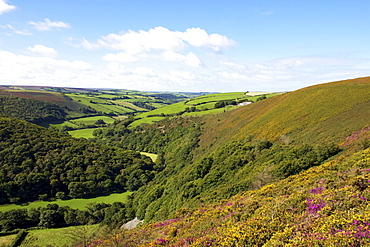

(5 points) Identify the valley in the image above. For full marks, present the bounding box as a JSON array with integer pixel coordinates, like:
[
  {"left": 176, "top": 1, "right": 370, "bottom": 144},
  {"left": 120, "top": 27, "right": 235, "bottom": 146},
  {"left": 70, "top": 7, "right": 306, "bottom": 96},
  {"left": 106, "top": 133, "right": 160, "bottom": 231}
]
[{"left": 0, "top": 77, "right": 369, "bottom": 246}]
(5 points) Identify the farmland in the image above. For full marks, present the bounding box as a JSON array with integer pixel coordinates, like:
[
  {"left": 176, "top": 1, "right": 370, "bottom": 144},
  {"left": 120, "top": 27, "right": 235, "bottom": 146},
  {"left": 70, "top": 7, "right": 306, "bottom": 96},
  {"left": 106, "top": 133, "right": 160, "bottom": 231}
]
[
  {"left": 0, "top": 191, "right": 133, "bottom": 212},
  {"left": 19, "top": 224, "right": 99, "bottom": 247},
  {"left": 0, "top": 86, "right": 281, "bottom": 138},
  {"left": 130, "top": 92, "right": 280, "bottom": 127}
]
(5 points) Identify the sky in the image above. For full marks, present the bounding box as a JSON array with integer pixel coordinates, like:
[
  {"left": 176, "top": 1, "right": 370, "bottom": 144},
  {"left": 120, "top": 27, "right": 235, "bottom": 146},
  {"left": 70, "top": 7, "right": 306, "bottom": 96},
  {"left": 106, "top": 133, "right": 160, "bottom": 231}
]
[{"left": 1, "top": 0, "right": 370, "bottom": 92}]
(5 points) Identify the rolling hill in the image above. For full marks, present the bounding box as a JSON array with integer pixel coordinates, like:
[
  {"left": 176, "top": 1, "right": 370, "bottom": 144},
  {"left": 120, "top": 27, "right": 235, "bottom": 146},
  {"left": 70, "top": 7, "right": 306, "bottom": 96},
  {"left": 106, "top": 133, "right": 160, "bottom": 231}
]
[
  {"left": 93, "top": 77, "right": 370, "bottom": 223},
  {"left": 0, "top": 77, "right": 369, "bottom": 246},
  {"left": 85, "top": 79, "right": 370, "bottom": 246}
]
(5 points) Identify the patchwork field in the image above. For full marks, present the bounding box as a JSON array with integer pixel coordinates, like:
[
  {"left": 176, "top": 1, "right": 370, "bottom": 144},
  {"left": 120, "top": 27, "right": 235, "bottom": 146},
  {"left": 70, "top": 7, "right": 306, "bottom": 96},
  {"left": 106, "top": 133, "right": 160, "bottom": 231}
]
[{"left": 130, "top": 92, "right": 280, "bottom": 127}]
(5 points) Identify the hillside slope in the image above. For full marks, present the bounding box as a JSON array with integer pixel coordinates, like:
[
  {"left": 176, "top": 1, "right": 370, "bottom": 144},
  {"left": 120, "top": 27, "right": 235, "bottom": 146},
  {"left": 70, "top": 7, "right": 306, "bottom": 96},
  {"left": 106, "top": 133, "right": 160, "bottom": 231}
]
[
  {"left": 94, "top": 77, "right": 370, "bottom": 223},
  {"left": 93, "top": 147, "right": 370, "bottom": 246},
  {"left": 199, "top": 77, "right": 370, "bottom": 151}
]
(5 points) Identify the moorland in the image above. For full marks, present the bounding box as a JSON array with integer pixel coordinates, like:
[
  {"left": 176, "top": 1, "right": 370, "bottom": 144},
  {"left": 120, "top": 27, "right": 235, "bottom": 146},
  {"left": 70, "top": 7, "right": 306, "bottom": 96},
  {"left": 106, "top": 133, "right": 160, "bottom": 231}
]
[{"left": 0, "top": 77, "right": 369, "bottom": 246}]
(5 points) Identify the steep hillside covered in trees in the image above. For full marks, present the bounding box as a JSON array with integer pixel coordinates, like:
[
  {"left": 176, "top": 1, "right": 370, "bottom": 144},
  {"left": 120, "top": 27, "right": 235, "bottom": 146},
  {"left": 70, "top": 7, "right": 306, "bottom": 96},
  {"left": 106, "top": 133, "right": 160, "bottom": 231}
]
[
  {"left": 0, "top": 95, "right": 67, "bottom": 124},
  {"left": 0, "top": 117, "right": 159, "bottom": 204}
]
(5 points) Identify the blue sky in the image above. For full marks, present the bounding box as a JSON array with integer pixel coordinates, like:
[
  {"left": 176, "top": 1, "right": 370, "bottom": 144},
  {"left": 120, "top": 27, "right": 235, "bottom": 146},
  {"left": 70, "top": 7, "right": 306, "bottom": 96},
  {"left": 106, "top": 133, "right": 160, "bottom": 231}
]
[{"left": 1, "top": 0, "right": 370, "bottom": 92}]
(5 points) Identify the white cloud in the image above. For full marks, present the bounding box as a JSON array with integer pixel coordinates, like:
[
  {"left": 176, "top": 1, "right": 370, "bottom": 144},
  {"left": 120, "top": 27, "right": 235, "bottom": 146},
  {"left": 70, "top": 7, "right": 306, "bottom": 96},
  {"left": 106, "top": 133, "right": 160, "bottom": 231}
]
[
  {"left": 0, "top": 24, "right": 33, "bottom": 36},
  {"left": 218, "top": 71, "right": 248, "bottom": 80},
  {"left": 133, "top": 67, "right": 156, "bottom": 77},
  {"left": 75, "top": 26, "right": 235, "bottom": 66},
  {"left": 181, "top": 27, "right": 236, "bottom": 51},
  {"left": 89, "top": 27, "right": 186, "bottom": 53},
  {"left": 14, "top": 30, "right": 33, "bottom": 36},
  {"left": 28, "top": 45, "right": 58, "bottom": 57},
  {"left": 81, "top": 26, "right": 235, "bottom": 53},
  {"left": 0, "top": 51, "right": 92, "bottom": 86},
  {"left": 1, "top": 48, "right": 370, "bottom": 92},
  {"left": 29, "top": 18, "right": 70, "bottom": 31},
  {"left": 0, "top": 0, "right": 15, "bottom": 15},
  {"left": 103, "top": 52, "right": 139, "bottom": 63},
  {"left": 162, "top": 51, "right": 203, "bottom": 67}
]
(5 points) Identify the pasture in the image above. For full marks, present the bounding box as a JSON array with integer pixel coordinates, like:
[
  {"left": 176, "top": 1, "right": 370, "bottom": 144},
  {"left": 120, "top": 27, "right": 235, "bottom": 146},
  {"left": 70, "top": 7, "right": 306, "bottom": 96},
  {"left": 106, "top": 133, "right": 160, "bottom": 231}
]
[
  {"left": 68, "top": 128, "right": 100, "bottom": 138},
  {"left": 47, "top": 121, "right": 80, "bottom": 129},
  {"left": 129, "top": 116, "right": 167, "bottom": 128},
  {"left": 0, "top": 192, "right": 133, "bottom": 212},
  {"left": 129, "top": 92, "right": 280, "bottom": 128},
  {"left": 20, "top": 224, "right": 99, "bottom": 247},
  {"left": 70, "top": 116, "right": 115, "bottom": 125},
  {"left": 0, "top": 234, "right": 15, "bottom": 247},
  {"left": 140, "top": 152, "right": 158, "bottom": 162}
]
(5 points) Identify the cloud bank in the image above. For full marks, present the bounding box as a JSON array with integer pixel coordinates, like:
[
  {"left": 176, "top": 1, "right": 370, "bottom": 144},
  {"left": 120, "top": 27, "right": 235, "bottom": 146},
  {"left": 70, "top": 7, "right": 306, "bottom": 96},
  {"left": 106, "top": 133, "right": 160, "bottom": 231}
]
[
  {"left": 0, "top": 0, "right": 15, "bottom": 15},
  {"left": 71, "top": 26, "right": 235, "bottom": 68},
  {"left": 28, "top": 45, "right": 58, "bottom": 57}
]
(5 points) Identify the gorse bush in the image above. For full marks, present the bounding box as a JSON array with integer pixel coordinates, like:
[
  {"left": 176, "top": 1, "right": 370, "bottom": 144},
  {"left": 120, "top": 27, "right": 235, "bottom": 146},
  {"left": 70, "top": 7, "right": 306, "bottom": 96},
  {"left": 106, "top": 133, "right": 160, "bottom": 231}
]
[{"left": 88, "top": 148, "right": 370, "bottom": 246}]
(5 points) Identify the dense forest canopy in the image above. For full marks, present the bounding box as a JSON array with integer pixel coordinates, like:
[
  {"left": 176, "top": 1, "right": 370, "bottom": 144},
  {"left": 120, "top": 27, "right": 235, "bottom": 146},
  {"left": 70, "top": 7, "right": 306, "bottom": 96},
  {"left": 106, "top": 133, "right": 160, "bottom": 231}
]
[
  {"left": 0, "top": 95, "right": 66, "bottom": 124},
  {"left": 0, "top": 117, "right": 160, "bottom": 204}
]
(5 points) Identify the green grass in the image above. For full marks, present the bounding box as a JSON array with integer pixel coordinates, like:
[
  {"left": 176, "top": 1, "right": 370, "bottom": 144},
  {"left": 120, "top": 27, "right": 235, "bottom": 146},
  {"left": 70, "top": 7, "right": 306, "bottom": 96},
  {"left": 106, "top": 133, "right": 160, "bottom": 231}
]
[
  {"left": 140, "top": 152, "right": 158, "bottom": 162},
  {"left": 183, "top": 106, "right": 238, "bottom": 116},
  {"left": 20, "top": 224, "right": 98, "bottom": 247},
  {"left": 0, "top": 192, "right": 133, "bottom": 212},
  {"left": 66, "top": 94, "right": 129, "bottom": 114},
  {"left": 0, "top": 234, "right": 15, "bottom": 247},
  {"left": 129, "top": 117, "right": 167, "bottom": 128},
  {"left": 136, "top": 102, "right": 186, "bottom": 119},
  {"left": 71, "top": 116, "right": 115, "bottom": 125},
  {"left": 68, "top": 128, "right": 101, "bottom": 138},
  {"left": 114, "top": 100, "right": 146, "bottom": 111},
  {"left": 48, "top": 121, "right": 80, "bottom": 129},
  {"left": 186, "top": 92, "right": 247, "bottom": 105}
]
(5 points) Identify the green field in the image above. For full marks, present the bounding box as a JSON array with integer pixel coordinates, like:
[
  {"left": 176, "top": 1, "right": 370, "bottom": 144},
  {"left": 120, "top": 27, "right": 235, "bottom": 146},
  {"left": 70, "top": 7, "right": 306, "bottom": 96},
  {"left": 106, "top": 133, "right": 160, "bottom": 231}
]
[
  {"left": 129, "top": 116, "right": 167, "bottom": 128},
  {"left": 0, "top": 192, "right": 133, "bottom": 212},
  {"left": 136, "top": 101, "right": 187, "bottom": 118},
  {"left": 66, "top": 94, "right": 130, "bottom": 115},
  {"left": 68, "top": 128, "right": 101, "bottom": 138},
  {"left": 48, "top": 121, "right": 80, "bottom": 129},
  {"left": 185, "top": 92, "right": 247, "bottom": 105},
  {"left": 129, "top": 92, "right": 279, "bottom": 128},
  {"left": 140, "top": 152, "right": 158, "bottom": 162},
  {"left": 0, "top": 234, "right": 15, "bottom": 247},
  {"left": 114, "top": 100, "right": 145, "bottom": 111},
  {"left": 20, "top": 224, "right": 98, "bottom": 247},
  {"left": 70, "top": 116, "right": 115, "bottom": 125}
]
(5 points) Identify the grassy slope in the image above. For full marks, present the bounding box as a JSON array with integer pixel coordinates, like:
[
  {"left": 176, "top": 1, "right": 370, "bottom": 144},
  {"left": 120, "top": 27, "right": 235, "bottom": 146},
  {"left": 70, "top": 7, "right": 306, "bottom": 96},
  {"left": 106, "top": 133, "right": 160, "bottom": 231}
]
[
  {"left": 20, "top": 225, "right": 98, "bottom": 247},
  {"left": 116, "top": 77, "right": 370, "bottom": 233},
  {"left": 111, "top": 147, "right": 370, "bottom": 247},
  {"left": 70, "top": 116, "right": 115, "bottom": 125},
  {"left": 198, "top": 77, "right": 370, "bottom": 155},
  {"left": 0, "top": 192, "right": 133, "bottom": 212},
  {"left": 68, "top": 128, "right": 102, "bottom": 138}
]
